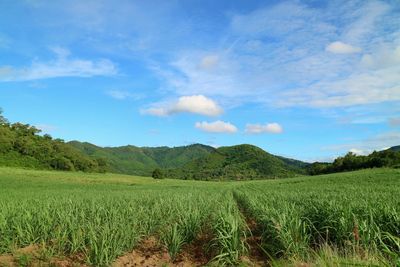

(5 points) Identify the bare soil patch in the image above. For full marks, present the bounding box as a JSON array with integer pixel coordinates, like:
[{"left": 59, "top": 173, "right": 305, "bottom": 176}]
[
  {"left": 113, "top": 233, "right": 213, "bottom": 267},
  {"left": 234, "top": 195, "right": 268, "bottom": 266},
  {"left": 0, "top": 245, "right": 87, "bottom": 267},
  {"left": 113, "top": 237, "right": 171, "bottom": 267},
  {"left": 174, "top": 232, "right": 212, "bottom": 266}
]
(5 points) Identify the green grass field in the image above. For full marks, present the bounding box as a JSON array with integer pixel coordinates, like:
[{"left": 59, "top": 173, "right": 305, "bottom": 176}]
[{"left": 0, "top": 167, "right": 399, "bottom": 266}]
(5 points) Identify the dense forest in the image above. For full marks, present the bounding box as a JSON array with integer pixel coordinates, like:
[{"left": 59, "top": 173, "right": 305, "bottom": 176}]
[
  {"left": 69, "top": 141, "right": 214, "bottom": 176},
  {"left": 0, "top": 109, "right": 106, "bottom": 172},
  {"left": 70, "top": 141, "right": 308, "bottom": 179},
  {"left": 161, "top": 144, "right": 308, "bottom": 180}
]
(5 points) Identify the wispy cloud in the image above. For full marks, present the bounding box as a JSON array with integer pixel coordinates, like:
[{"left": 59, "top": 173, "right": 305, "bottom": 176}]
[
  {"left": 349, "top": 148, "right": 369, "bottom": 156},
  {"left": 106, "top": 90, "right": 143, "bottom": 100},
  {"left": 324, "top": 131, "right": 400, "bottom": 154},
  {"left": 0, "top": 46, "right": 117, "bottom": 81},
  {"left": 195, "top": 120, "right": 237, "bottom": 133},
  {"left": 141, "top": 95, "right": 223, "bottom": 117},
  {"left": 245, "top": 123, "right": 283, "bottom": 134},
  {"left": 151, "top": 1, "right": 399, "bottom": 111}
]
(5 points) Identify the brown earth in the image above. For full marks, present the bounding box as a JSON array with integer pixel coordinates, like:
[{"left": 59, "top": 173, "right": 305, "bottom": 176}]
[
  {"left": 234, "top": 196, "right": 268, "bottom": 267},
  {"left": 0, "top": 245, "right": 87, "bottom": 267},
  {"left": 113, "top": 234, "right": 212, "bottom": 267},
  {"left": 241, "top": 218, "right": 268, "bottom": 267}
]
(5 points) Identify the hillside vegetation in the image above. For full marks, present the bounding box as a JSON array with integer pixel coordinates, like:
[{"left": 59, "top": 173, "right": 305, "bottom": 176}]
[
  {"left": 0, "top": 109, "right": 307, "bottom": 179},
  {"left": 163, "top": 144, "right": 307, "bottom": 180},
  {"left": 71, "top": 142, "right": 308, "bottom": 179},
  {"left": 309, "top": 148, "right": 400, "bottom": 175},
  {"left": 0, "top": 111, "right": 104, "bottom": 172},
  {"left": 68, "top": 141, "right": 214, "bottom": 176},
  {"left": 390, "top": 145, "right": 400, "bottom": 152}
]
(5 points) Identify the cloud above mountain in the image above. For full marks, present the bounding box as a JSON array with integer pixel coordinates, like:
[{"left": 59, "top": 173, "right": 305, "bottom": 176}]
[
  {"left": 142, "top": 95, "right": 223, "bottom": 117},
  {"left": 195, "top": 120, "right": 237, "bottom": 133},
  {"left": 245, "top": 123, "right": 283, "bottom": 134}
]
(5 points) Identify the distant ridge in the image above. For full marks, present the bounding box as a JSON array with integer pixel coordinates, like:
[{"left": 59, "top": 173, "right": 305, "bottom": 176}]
[
  {"left": 162, "top": 144, "right": 307, "bottom": 180},
  {"left": 388, "top": 145, "right": 400, "bottom": 152},
  {"left": 68, "top": 141, "right": 215, "bottom": 176},
  {"left": 69, "top": 141, "right": 309, "bottom": 179}
]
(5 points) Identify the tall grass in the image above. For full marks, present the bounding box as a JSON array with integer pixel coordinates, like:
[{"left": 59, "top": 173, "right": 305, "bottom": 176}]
[
  {"left": 210, "top": 192, "right": 248, "bottom": 265},
  {"left": 0, "top": 169, "right": 226, "bottom": 265},
  {"left": 0, "top": 167, "right": 399, "bottom": 266},
  {"left": 234, "top": 168, "right": 400, "bottom": 265}
]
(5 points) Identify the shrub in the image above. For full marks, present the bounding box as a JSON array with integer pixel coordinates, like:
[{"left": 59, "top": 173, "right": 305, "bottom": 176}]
[{"left": 152, "top": 168, "right": 164, "bottom": 179}]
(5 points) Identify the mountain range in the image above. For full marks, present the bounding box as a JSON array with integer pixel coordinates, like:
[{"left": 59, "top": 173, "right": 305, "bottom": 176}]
[
  {"left": 1, "top": 113, "right": 399, "bottom": 180},
  {"left": 69, "top": 141, "right": 309, "bottom": 179}
]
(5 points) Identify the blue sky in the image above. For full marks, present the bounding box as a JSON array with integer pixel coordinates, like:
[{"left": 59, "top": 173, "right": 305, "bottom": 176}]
[{"left": 1, "top": 0, "right": 399, "bottom": 162}]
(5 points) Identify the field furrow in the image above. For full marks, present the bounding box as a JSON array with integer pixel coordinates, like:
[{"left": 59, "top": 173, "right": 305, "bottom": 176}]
[{"left": 0, "top": 167, "right": 399, "bottom": 266}]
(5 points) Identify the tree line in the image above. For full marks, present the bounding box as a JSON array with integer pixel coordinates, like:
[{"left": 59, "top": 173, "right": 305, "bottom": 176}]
[
  {"left": 0, "top": 109, "right": 107, "bottom": 172},
  {"left": 308, "top": 150, "right": 400, "bottom": 175}
]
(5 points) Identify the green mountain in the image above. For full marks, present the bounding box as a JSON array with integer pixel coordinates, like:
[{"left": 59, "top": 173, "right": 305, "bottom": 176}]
[
  {"left": 68, "top": 141, "right": 215, "bottom": 176},
  {"left": 70, "top": 142, "right": 308, "bottom": 179},
  {"left": 388, "top": 146, "right": 400, "bottom": 152},
  {"left": 2, "top": 107, "right": 309, "bottom": 179},
  {"left": 163, "top": 144, "right": 307, "bottom": 180}
]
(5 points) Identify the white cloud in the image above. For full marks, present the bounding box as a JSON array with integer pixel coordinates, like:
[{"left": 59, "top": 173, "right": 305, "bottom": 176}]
[
  {"left": 245, "top": 123, "right": 283, "bottom": 134},
  {"left": 349, "top": 148, "right": 368, "bottom": 155},
  {"left": 195, "top": 120, "right": 237, "bottom": 133},
  {"left": 326, "top": 41, "right": 361, "bottom": 54},
  {"left": 0, "top": 47, "right": 117, "bottom": 81},
  {"left": 142, "top": 95, "right": 223, "bottom": 117},
  {"left": 106, "top": 90, "right": 143, "bottom": 100}
]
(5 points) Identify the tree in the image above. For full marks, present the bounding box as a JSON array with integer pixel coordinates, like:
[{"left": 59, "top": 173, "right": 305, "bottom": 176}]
[
  {"left": 95, "top": 157, "right": 108, "bottom": 173},
  {"left": 50, "top": 156, "right": 75, "bottom": 171},
  {"left": 152, "top": 168, "right": 163, "bottom": 179},
  {"left": 0, "top": 126, "right": 14, "bottom": 153},
  {"left": 0, "top": 108, "right": 8, "bottom": 125}
]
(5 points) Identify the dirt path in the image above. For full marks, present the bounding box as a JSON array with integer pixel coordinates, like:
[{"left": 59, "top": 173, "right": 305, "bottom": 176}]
[{"left": 233, "top": 191, "right": 268, "bottom": 267}]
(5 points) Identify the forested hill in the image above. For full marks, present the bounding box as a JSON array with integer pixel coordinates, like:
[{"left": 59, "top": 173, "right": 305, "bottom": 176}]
[
  {"left": 70, "top": 142, "right": 309, "bottom": 179},
  {"left": 0, "top": 108, "right": 309, "bottom": 178},
  {"left": 162, "top": 144, "right": 308, "bottom": 180},
  {"left": 68, "top": 141, "right": 215, "bottom": 176},
  {"left": 0, "top": 113, "right": 104, "bottom": 172}
]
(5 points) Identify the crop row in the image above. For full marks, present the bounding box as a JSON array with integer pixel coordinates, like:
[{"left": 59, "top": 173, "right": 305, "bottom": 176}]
[
  {"left": 0, "top": 168, "right": 399, "bottom": 266},
  {"left": 0, "top": 187, "right": 235, "bottom": 265},
  {"left": 234, "top": 179, "right": 400, "bottom": 265}
]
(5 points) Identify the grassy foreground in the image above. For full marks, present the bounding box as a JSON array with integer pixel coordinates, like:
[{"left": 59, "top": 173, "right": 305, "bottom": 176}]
[{"left": 0, "top": 167, "right": 399, "bottom": 266}]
